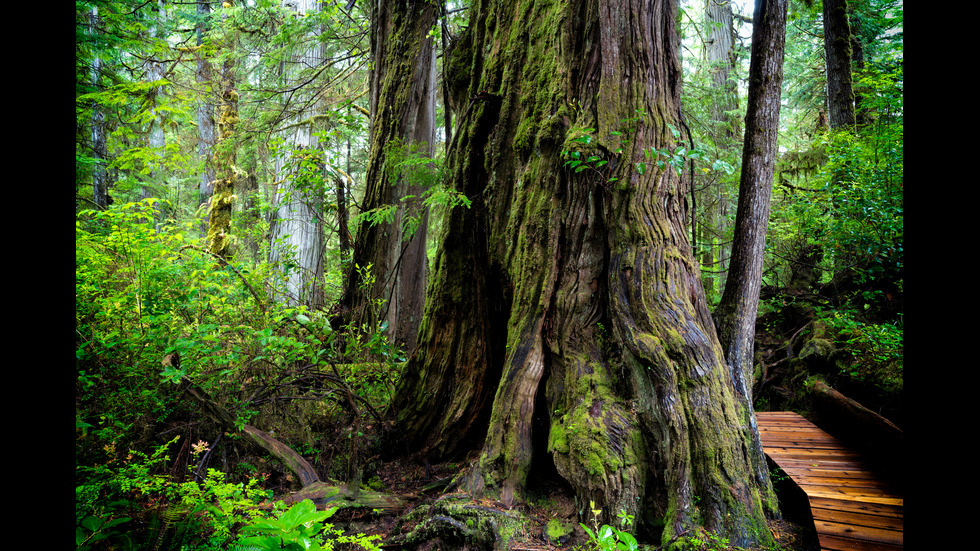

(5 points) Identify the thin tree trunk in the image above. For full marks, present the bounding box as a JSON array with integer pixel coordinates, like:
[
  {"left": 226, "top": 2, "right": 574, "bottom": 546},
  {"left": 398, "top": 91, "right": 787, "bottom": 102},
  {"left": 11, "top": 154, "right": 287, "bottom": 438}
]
[
  {"left": 197, "top": 0, "right": 217, "bottom": 213},
  {"left": 89, "top": 7, "right": 110, "bottom": 209},
  {"left": 823, "top": 0, "right": 855, "bottom": 130},
  {"left": 391, "top": 0, "right": 776, "bottom": 545},
  {"left": 713, "top": 0, "right": 788, "bottom": 502},
  {"left": 206, "top": 2, "right": 238, "bottom": 260}
]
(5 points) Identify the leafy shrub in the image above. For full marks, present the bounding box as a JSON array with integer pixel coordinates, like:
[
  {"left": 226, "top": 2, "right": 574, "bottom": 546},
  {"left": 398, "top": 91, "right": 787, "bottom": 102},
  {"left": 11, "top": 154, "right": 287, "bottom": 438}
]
[
  {"left": 233, "top": 499, "right": 381, "bottom": 551},
  {"left": 76, "top": 436, "right": 270, "bottom": 550},
  {"left": 821, "top": 310, "right": 903, "bottom": 390},
  {"left": 76, "top": 200, "right": 404, "bottom": 548}
]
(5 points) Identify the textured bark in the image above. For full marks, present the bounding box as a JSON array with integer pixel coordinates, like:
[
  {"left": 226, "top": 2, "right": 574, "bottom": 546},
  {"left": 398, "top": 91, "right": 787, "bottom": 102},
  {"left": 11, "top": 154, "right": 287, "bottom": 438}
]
[
  {"left": 88, "top": 8, "right": 110, "bottom": 209},
  {"left": 699, "top": 0, "right": 740, "bottom": 299},
  {"left": 269, "top": 0, "right": 327, "bottom": 309},
  {"left": 342, "top": 0, "right": 438, "bottom": 353},
  {"left": 392, "top": 0, "right": 775, "bottom": 545},
  {"left": 823, "top": 0, "right": 856, "bottom": 130},
  {"left": 713, "top": 0, "right": 788, "bottom": 510},
  {"left": 196, "top": 0, "right": 217, "bottom": 211}
]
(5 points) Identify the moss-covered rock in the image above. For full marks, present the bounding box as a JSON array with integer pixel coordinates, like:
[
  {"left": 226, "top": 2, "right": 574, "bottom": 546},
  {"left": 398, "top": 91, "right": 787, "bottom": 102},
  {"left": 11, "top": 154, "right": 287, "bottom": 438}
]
[{"left": 544, "top": 518, "right": 575, "bottom": 545}]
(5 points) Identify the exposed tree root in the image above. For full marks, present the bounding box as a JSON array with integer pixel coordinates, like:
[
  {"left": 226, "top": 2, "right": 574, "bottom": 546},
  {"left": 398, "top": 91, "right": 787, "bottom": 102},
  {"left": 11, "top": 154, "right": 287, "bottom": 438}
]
[{"left": 385, "top": 493, "right": 526, "bottom": 551}]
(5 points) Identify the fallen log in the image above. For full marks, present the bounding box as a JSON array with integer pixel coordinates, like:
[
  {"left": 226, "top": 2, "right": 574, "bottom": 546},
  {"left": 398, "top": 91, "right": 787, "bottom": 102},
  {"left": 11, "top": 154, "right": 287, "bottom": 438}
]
[
  {"left": 179, "top": 380, "right": 408, "bottom": 512},
  {"left": 282, "top": 481, "right": 409, "bottom": 514},
  {"left": 809, "top": 378, "right": 902, "bottom": 444},
  {"left": 808, "top": 378, "right": 904, "bottom": 490},
  {"left": 180, "top": 380, "right": 321, "bottom": 487}
]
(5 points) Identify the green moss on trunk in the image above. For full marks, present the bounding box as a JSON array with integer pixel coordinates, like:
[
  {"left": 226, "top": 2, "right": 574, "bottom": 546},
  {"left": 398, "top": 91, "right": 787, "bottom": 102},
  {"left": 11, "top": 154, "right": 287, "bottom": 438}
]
[{"left": 391, "top": 0, "right": 776, "bottom": 547}]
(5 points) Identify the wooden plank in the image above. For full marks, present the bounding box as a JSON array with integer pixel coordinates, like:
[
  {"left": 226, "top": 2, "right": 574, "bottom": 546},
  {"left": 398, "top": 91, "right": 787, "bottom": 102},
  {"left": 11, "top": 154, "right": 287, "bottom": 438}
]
[
  {"left": 790, "top": 475, "right": 892, "bottom": 490},
  {"left": 808, "top": 497, "right": 903, "bottom": 519},
  {"left": 756, "top": 412, "right": 903, "bottom": 551},
  {"left": 806, "top": 491, "right": 903, "bottom": 506},
  {"left": 813, "top": 518, "right": 903, "bottom": 546},
  {"left": 817, "top": 533, "right": 903, "bottom": 551},
  {"left": 765, "top": 459, "right": 880, "bottom": 475},
  {"left": 810, "top": 506, "right": 904, "bottom": 532}
]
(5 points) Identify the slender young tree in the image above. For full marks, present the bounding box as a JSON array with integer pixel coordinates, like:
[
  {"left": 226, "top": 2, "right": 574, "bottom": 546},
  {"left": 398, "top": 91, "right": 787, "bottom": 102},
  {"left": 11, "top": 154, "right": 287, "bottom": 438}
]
[
  {"left": 713, "top": 0, "right": 788, "bottom": 495},
  {"left": 390, "top": 0, "right": 776, "bottom": 545}
]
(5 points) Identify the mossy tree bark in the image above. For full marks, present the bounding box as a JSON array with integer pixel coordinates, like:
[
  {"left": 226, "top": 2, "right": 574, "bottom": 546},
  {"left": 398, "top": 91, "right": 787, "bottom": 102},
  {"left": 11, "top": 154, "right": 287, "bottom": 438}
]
[
  {"left": 341, "top": 0, "right": 438, "bottom": 353},
  {"left": 713, "top": 0, "right": 788, "bottom": 507},
  {"left": 206, "top": 4, "right": 238, "bottom": 261},
  {"left": 391, "top": 0, "right": 776, "bottom": 546}
]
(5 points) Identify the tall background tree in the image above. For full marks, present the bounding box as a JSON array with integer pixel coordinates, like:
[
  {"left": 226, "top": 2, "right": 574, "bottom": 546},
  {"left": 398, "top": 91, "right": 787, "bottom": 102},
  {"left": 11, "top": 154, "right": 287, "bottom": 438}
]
[
  {"left": 339, "top": 0, "right": 439, "bottom": 353},
  {"left": 267, "top": 0, "right": 331, "bottom": 309},
  {"left": 696, "top": 0, "right": 741, "bottom": 299},
  {"left": 195, "top": 0, "right": 217, "bottom": 214},
  {"left": 85, "top": 6, "right": 111, "bottom": 210},
  {"left": 712, "top": 0, "right": 788, "bottom": 494},
  {"left": 206, "top": 1, "right": 239, "bottom": 260},
  {"left": 823, "top": 0, "right": 856, "bottom": 130}
]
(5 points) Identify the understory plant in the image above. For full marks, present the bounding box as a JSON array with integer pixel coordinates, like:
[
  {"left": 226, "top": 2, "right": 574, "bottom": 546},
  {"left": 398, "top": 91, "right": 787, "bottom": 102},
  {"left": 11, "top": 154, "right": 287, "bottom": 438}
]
[
  {"left": 580, "top": 501, "right": 638, "bottom": 551},
  {"left": 75, "top": 436, "right": 270, "bottom": 550},
  {"left": 233, "top": 499, "right": 381, "bottom": 551}
]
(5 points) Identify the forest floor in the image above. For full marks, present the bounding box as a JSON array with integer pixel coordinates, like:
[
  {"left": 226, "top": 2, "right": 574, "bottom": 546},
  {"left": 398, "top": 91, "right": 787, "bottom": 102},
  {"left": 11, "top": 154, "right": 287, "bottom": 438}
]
[{"left": 320, "top": 456, "right": 823, "bottom": 551}]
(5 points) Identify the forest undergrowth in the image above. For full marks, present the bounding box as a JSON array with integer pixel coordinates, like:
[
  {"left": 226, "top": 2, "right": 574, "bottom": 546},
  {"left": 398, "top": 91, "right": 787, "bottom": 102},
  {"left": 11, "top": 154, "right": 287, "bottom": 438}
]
[{"left": 76, "top": 195, "right": 898, "bottom": 551}]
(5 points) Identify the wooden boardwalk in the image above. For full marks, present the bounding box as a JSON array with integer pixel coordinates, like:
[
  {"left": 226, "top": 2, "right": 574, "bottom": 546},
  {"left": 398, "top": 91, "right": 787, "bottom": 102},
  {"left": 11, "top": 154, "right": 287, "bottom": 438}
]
[{"left": 756, "top": 412, "right": 903, "bottom": 551}]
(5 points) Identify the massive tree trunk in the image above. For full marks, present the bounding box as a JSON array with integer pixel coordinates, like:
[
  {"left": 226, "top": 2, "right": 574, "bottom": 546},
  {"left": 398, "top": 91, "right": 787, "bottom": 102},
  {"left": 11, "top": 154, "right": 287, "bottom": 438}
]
[
  {"left": 713, "top": 0, "right": 788, "bottom": 502},
  {"left": 391, "top": 0, "right": 776, "bottom": 546},
  {"left": 341, "top": 0, "right": 438, "bottom": 353}
]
